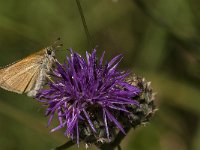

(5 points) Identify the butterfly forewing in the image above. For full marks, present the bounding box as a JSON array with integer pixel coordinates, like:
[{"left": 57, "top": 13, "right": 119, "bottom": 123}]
[
  {"left": 0, "top": 65, "right": 40, "bottom": 93},
  {"left": 25, "top": 68, "right": 40, "bottom": 93},
  {"left": 0, "top": 49, "right": 45, "bottom": 94}
]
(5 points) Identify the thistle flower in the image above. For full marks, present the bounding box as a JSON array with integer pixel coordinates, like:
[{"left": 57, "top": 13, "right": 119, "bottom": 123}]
[{"left": 36, "top": 49, "right": 156, "bottom": 147}]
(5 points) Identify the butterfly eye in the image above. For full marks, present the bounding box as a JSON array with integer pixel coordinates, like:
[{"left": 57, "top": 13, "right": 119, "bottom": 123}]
[{"left": 47, "top": 49, "right": 52, "bottom": 55}]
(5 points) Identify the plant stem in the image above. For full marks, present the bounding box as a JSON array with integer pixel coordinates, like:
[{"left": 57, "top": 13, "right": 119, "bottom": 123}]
[
  {"left": 54, "top": 140, "right": 74, "bottom": 150},
  {"left": 97, "top": 127, "right": 131, "bottom": 150},
  {"left": 75, "top": 0, "right": 94, "bottom": 48}
]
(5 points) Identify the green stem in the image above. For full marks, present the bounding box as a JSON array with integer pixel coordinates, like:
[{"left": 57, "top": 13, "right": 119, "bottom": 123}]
[
  {"left": 97, "top": 127, "right": 131, "bottom": 150},
  {"left": 75, "top": 0, "right": 94, "bottom": 48},
  {"left": 54, "top": 140, "right": 75, "bottom": 150}
]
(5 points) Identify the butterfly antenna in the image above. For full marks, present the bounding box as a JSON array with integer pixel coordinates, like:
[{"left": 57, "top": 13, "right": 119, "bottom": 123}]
[{"left": 52, "top": 37, "right": 63, "bottom": 49}]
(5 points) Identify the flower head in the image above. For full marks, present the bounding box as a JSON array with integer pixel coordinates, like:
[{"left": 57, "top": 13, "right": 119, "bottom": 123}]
[{"left": 36, "top": 49, "right": 155, "bottom": 146}]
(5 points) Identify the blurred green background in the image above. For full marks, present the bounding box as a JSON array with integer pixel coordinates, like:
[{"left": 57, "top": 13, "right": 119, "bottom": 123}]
[{"left": 0, "top": 0, "right": 200, "bottom": 150}]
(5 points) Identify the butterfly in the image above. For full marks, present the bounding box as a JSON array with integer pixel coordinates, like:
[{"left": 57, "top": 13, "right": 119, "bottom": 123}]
[{"left": 0, "top": 39, "right": 61, "bottom": 97}]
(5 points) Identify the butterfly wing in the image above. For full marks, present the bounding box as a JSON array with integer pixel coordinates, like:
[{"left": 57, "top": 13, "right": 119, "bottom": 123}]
[
  {"left": 24, "top": 68, "right": 40, "bottom": 93},
  {"left": 0, "top": 65, "right": 40, "bottom": 93},
  {"left": 0, "top": 50, "right": 45, "bottom": 94}
]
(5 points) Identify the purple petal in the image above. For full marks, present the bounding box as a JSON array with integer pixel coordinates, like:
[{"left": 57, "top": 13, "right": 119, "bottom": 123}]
[
  {"left": 83, "top": 109, "right": 96, "bottom": 133},
  {"left": 108, "top": 104, "right": 130, "bottom": 113},
  {"left": 108, "top": 54, "right": 123, "bottom": 68},
  {"left": 76, "top": 121, "right": 79, "bottom": 146},
  {"left": 105, "top": 109, "right": 125, "bottom": 134},
  {"left": 99, "top": 51, "right": 105, "bottom": 65},
  {"left": 103, "top": 108, "right": 110, "bottom": 140}
]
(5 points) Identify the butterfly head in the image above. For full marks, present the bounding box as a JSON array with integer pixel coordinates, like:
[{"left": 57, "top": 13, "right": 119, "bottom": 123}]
[
  {"left": 45, "top": 37, "right": 63, "bottom": 58},
  {"left": 45, "top": 46, "right": 56, "bottom": 58},
  {"left": 45, "top": 46, "right": 56, "bottom": 57}
]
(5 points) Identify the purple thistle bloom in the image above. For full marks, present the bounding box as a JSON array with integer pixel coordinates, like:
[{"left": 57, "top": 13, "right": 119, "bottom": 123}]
[{"left": 36, "top": 49, "right": 141, "bottom": 145}]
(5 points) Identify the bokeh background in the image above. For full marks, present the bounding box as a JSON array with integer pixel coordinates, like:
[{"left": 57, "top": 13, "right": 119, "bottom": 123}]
[{"left": 0, "top": 0, "right": 200, "bottom": 150}]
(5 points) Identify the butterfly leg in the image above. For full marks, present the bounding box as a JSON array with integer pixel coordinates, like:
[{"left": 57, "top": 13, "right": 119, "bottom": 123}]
[{"left": 45, "top": 74, "right": 55, "bottom": 83}]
